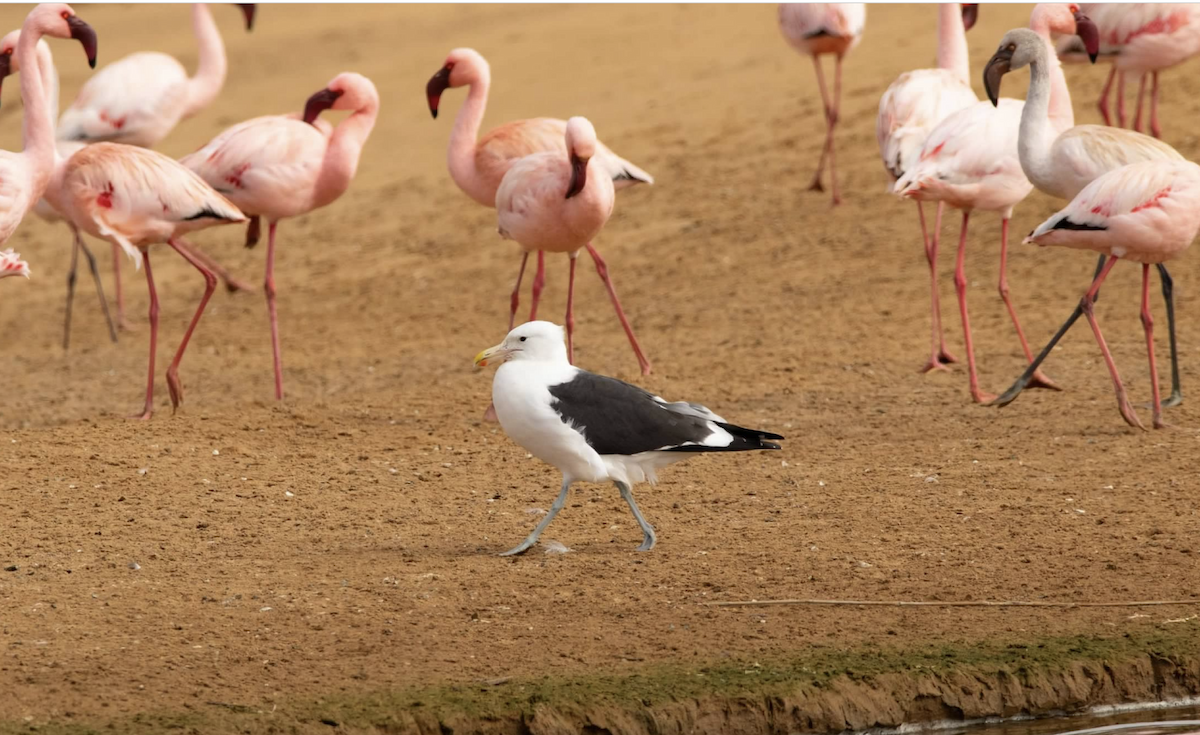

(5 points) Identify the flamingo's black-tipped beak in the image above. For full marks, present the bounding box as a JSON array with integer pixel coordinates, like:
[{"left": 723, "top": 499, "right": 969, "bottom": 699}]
[
  {"left": 565, "top": 154, "right": 588, "bottom": 199},
  {"left": 302, "top": 87, "right": 343, "bottom": 125},
  {"left": 0, "top": 51, "right": 12, "bottom": 107},
  {"left": 1074, "top": 10, "right": 1101, "bottom": 63},
  {"left": 983, "top": 46, "right": 1013, "bottom": 107},
  {"left": 426, "top": 66, "right": 452, "bottom": 119},
  {"left": 67, "top": 15, "right": 98, "bottom": 68},
  {"left": 237, "top": 4, "right": 256, "bottom": 31},
  {"left": 961, "top": 3, "right": 978, "bottom": 31}
]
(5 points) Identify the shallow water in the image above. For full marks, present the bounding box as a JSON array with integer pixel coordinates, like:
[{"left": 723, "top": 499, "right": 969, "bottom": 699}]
[{"left": 935, "top": 704, "right": 1200, "bottom": 735}]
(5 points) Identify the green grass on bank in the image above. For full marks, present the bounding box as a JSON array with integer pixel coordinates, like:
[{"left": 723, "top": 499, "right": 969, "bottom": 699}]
[{"left": 6, "top": 627, "right": 1200, "bottom": 735}]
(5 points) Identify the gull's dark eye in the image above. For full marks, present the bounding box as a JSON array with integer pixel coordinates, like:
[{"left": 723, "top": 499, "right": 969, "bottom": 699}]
[{"left": 519, "top": 336, "right": 527, "bottom": 342}]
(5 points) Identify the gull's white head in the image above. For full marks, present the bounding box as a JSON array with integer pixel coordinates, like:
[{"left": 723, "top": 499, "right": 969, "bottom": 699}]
[{"left": 474, "top": 321, "right": 568, "bottom": 367}]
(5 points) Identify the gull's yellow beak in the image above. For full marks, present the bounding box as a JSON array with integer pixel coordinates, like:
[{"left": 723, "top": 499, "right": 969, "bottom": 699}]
[{"left": 474, "top": 343, "right": 508, "bottom": 368}]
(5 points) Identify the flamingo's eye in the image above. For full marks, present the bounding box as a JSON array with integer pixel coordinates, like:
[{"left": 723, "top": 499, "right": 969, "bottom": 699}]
[{"left": 61, "top": 10, "right": 70, "bottom": 19}]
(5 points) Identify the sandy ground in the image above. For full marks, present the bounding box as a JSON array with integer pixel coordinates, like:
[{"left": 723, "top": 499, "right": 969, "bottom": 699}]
[{"left": 1, "top": 2, "right": 1199, "bottom": 725}]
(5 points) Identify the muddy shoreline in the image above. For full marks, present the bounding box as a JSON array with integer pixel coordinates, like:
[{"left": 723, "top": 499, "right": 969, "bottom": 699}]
[
  {"left": 10, "top": 631, "right": 1198, "bottom": 735},
  {"left": 338, "top": 638, "right": 1200, "bottom": 735}
]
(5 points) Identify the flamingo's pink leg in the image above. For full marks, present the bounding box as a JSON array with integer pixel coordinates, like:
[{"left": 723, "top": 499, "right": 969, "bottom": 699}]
[
  {"left": 64, "top": 229, "right": 81, "bottom": 351},
  {"left": 565, "top": 252, "right": 577, "bottom": 364},
  {"left": 1097, "top": 67, "right": 1116, "bottom": 126},
  {"left": 1116, "top": 71, "right": 1128, "bottom": 128},
  {"left": 1141, "top": 263, "right": 1165, "bottom": 428},
  {"left": 1080, "top": 256, "right": 1143, "bottom": 429},
  {"left": 509, "top": 251, "right": 530, "bottom": 330},
  {"left": 263, "top": 221, "right": 284, "bottom": 400},
  {"left": 585, "top": 243, "right": 652, "bottom": 375},
  {"left": 827, "top": 54, "right": 844, "bottom": 206},
  {"left": 1149, "top": 71, "right": 1162, "bottom": 139},
  {"left": 136, "top": 249, "right": 159, "bottom": 420},
  {"left": 997, "top": 218, "right": 1060, "bottom": 391},
  {"left": 951, "top": 211, "right": 995, "bottom": 404},
  {"left": 808, "top": 55, "right": 832, "bottom": 194},
  {"left": 112, "top": 240, "right": 132, "bottom": 332},
  {"left": 1133, "top": 73, "right": 1147, "bottom": 133},
  {"left": 528, "top": 250, "right": 546, "bottom": 321},
  {"left": 186, "top": 242, "right": 254, "bottom": 294},
  {"left": 919, "top": 201, "right": 956, "bottom": 373},
  {"left": 164, "top": 238, "right": 218, "bottom": 413}
]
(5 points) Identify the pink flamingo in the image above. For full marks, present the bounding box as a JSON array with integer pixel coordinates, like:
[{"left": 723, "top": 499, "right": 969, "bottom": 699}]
[
  {"left": 426, "top": 47, "right": 654, "bottom": 375},
  {"left": 45, "top": 143, "right": 245, "bottom": 419},
  {"left": 495, "top": 117, "right": 620, "bottom": 366},
  {"left": 779, "top": 3, "right": 866, "bottom": 206},
  {"left": 0, "top": 4, "right": 95, "bottom": 251},
  {"left": 179, "top": 72, "right": 378, "bottom": 401},
  {"left": 0, "top": 29, "right": 117, "bottom": 347},
  {"left": 1, "top": 249, "right": 30, "bottom": 280},
  {"left": 894, "top": 4, "right": 1094, "bottom": 403},
  {"left": 56, "top": 3, "right": 256, "bottom": 330},
  {"left": 877, "top": 3, "right": 978, "bottom": 373},
  {"left": 1057, "top": 4, "right": 1200, "bottom": 138},
  {"left": 997, "top": 160, "right": 1200, "bottom": 429},
  {"left": 985, "top": 17, "right": 1191, "bottom": 408},
  {"left": 57, "top": 4, "right": 254, "bottom": 147}
]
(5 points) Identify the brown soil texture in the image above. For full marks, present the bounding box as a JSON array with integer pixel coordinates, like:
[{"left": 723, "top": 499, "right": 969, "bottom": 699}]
[{"left": 1, "top": 2, "right": 1200, "bottom": 730}]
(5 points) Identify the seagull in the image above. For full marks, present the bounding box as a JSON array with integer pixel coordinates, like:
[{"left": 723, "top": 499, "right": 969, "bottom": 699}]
[{"left": 474, "top": 321, "right": 784, "bottom": 556}]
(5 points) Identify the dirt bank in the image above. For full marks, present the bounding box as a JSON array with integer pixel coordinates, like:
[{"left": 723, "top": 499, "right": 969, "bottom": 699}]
[{"left": 5, "top": 631, "right": 1199, "bottom": 734}]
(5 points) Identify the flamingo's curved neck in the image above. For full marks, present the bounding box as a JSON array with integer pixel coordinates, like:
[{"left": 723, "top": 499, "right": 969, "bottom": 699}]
[
  {"left": 314, "top": 96, "right": 379, "bottom": 209},
  {"left": 17, "top": 21, "right": 54, "bottom": 199},
  {"left": 38, "top": 42, "right": 59, "bottom": 135},
  {"left": 1018, "top": 37, "right": 1072, "bottom": 194},
  {"left": 936, "top": 3, "right": 970, "bottom": 86},
  {"left": 184, "top": 3, "right": 227, "bottom": 117},
  {"left": 20, "top": 41, "right": 59, "bottom": 148},
  {"left": 447, "top": 66, "right": 492, "bottom": 205}
]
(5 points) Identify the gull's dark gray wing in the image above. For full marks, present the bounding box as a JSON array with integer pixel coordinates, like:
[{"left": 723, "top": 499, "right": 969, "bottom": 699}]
[{"left": 547, "top": 371, "right": 782, "bottom": 456}]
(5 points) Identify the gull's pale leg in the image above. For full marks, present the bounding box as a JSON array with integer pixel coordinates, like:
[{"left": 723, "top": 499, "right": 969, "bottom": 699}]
[
  {"left": 500, "top": 479, "right": 572, "bottom": 557},
  {"left": 617, "top": 481, "right": 657, "bottom": 552}
]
